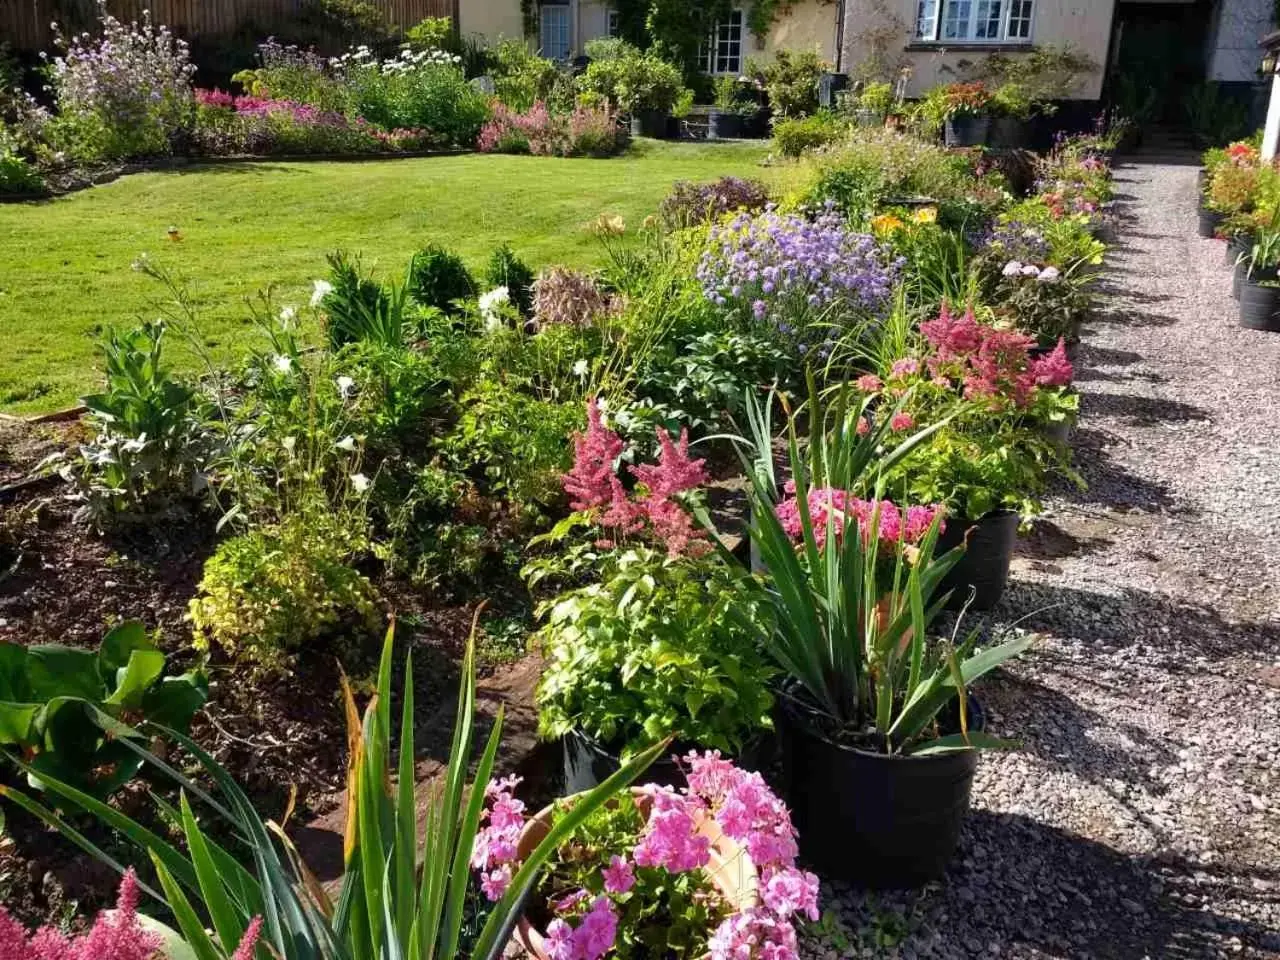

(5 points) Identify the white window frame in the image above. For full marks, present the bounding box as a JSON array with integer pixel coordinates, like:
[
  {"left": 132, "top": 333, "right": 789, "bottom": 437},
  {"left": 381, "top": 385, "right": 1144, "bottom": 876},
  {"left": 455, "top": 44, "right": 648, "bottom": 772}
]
[
  {"left": 540, "top": 2, "right": 572, "bottom": 61},
  {"left": 914, "top": 0, "right": 1034, "bottom": 43},
  {"left": 607, "top": 8, "right": 620, "bottom": 37},
  {"left": 702, "top": 9, "right": 745, "bottom": 75}
]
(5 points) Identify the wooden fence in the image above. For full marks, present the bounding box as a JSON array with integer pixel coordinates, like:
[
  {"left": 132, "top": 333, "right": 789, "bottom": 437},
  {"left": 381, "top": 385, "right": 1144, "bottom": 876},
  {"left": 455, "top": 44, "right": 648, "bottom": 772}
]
[{"left": 2, "top": 0, "right": 459, "bottom": 52}]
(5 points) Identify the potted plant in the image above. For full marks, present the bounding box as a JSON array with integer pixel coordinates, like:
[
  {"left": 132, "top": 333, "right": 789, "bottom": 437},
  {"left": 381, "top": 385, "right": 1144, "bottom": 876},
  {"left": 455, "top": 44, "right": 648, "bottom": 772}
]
[
  {"left": 850, "top": 79, "right": 895, "bottom": 128},
  {"left": 874, "top": 304, "right": 1079, "bottom": 610},
  {"left": 472, "top": 753, "right": 818, "bottom": 959},
  {"left": 939, "top": 81, "right": 992, "bottom": 148},
  {"left": 579, "top": 46, "right": 686, "bottom": 139},
  {"left": 1239, "top": 224, "right": 1280, "bottom": 331},
  {"left": 1200, "top": 143, "right": 1259, "bottom": 239},
  {"left": 988, "top": 81, "right": 1037, "bottom": 148},
  {"left": 708, "top": 75, "right": 760, "bottom": 140},
  {"left": 711, "top": 385, "right": 1033, "bottom": 886}
]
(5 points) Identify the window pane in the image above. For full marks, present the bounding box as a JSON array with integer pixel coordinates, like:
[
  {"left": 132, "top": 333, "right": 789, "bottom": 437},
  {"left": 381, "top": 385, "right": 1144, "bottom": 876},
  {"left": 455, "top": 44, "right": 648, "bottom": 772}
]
[
  {"left": 975, "top": 0, "right": 1002, "bottom": 38},
  {"left": 541, "top": 4, "right": 570, "bottom": 60},
  {"left": 1007, "top": 0, "right": 1033, "bottom": 38},
  {"left": 941, "top": 0, "right": 972, "bottom": 39},
  {"left": 915, "top": 0, "right": 938, "bottom": 39},
  {"left": 607, "top": 10, "right": 620, "bottom": 37},
  {"left": 708, "top": 10, "right": 743, "bottom": 74}
]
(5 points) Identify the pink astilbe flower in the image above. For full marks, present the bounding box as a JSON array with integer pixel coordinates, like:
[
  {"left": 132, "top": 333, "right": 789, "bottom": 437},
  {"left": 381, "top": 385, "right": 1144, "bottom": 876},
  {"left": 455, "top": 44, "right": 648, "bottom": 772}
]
[
  {"left": 602, "top": 855, "right": 636, "bottom": 895},
  {"left": 230, "top": 916, "right": 264, "bottom": 960},
  {"left": 630, "top": 428, "right": 710, "bottom": 556},
  {"left": 563, "top": 398, "right": 624, "bottom": 512},
  {"left": 1029, "top": 338, "right": 1074, "bottom": 387},
  {"left": 920, "top": 301, "right": 983, "bottom": 359},
  {"left": 889, "top": 412, "right": 914, "bottom": 431},
  {"left": 890, "top": 358, "right": 920, "bottom": 377},
  {"left": 0, "top": 869, "right": 162, "bottom": 960}
]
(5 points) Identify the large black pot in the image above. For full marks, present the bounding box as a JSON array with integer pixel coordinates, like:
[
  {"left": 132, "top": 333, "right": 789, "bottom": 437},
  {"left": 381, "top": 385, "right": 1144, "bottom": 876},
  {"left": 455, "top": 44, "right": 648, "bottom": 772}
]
[
  {"left": 935, "top": 510, "right": 1019, "bottom": 612},
  {"left": 707, "top": 109, "right": 743, "bottom": 140},
  {"left": 944, "top": 114, "right": 990, "bottom": 148},
  {"left": 1233, "top": 259, "right": 1244, "bottom": 299},
  {"left": 781, "top": 700, "right": 984, "bottom": 887},
  {"left": 1225, "top": 235, "right": 1249, "bottom": 268},
  {"left": 1238, "top": 278, "right": 1280, "bottom": 331},
  {"left": 989, "top": 116, "right": 1028, "bottom": 149},
  {"left": 629, "top": 109, "right": 670, "bottom": 139},
  {"left": 562, "top": 731, "right": 768, "bottom": 793},
  {"left": 1197, "top": 207, "right": 1226, "bottom": 239}
]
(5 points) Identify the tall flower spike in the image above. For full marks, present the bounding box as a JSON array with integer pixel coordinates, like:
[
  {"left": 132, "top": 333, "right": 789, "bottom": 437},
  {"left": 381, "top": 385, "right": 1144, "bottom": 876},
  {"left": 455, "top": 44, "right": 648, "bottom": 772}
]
[{"left": 563, "top": 398, "right": 625, "bottom": 512}]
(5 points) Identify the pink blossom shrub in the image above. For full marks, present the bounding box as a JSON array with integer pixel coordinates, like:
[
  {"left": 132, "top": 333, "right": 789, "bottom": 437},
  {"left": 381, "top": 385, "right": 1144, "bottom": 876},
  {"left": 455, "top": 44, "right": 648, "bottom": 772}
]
[
  {"left": 477, "top": 101, "right": 622, "bottom": 158},
  {"left": 773, "top": 486, "right": 946, "bottom": 551}
]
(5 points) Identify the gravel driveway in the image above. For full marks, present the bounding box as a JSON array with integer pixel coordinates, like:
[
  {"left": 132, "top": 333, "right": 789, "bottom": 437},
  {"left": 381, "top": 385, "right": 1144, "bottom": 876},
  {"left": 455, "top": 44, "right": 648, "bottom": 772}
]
[{"left": 807, "top": 161, "right": 1280, "bottom": 959}]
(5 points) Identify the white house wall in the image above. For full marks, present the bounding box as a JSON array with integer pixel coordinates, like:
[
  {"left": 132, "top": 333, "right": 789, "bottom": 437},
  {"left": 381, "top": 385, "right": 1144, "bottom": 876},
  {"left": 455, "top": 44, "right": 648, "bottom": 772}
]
[{"left": 1207, "top": 0, "right": 1271, "bottom": 82}]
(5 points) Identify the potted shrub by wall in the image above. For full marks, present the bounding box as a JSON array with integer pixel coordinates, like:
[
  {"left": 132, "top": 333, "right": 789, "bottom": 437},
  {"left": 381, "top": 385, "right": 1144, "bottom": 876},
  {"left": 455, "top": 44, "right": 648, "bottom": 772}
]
[
  {"left": 1199, "top": 147, "right": 1258, "bottom": 239},
  {"left": 874, "top": 305, "right": 1079, "bottom": 611},
  {"left": 578, "top": 44, "right": 687, "bottom": 139},
  {"left": 718, "top": 388, "right": 1032, "bottom": 887},
  {"left": 1239, "top": 232, "right": 1280, "bottom": 331},
  {"left": 526, "top": 401, "right": 774, "bottom": 791},
  {"left": 938, "top": 81, "right": 992, "bottom": 148},
  {"left": 708, "top": 75, "right": 760, "bottom": 140},
  {"left": 988, "top": 81, "right": 1035, "bottom": 148},
  {"left": 471, "top": 754, "right": 819, "bottom": 959}
]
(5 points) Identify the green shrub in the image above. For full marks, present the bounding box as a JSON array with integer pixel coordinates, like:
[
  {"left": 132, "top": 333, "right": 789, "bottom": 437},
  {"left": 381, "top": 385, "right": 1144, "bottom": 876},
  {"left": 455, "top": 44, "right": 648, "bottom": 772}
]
[
  {"left": 577, "top": 45, "right": 687, "bottom": 114},
  {"left": 750, "top": 49, "right": 827, "bottom": 118},
  {"left": 0, "top": 620, "right": 207, "bottom": 797},
  {"left": 490, "top": 38, "right": 567, "bottom": 111},
  {"left": 189, "top": 511, "right": 380, "bottom": 668},
  {"left": 772, "top": 111, "right": 845, "bottom": 158},
  {"left": 408, "top": 243, "right": 475, "bottom": 314},
  {"left": 351, "top": 58, "right": 491, "bottom": 146},
  {"left": 484, "top": 243, "right": 536, "bottom": 316},
  {"left": 0, "top": 128, "right": 43, "bottom": 195}
]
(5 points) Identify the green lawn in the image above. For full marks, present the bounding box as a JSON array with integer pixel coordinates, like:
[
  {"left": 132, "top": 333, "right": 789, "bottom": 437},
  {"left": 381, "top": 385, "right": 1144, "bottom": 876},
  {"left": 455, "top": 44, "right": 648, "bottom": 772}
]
[{"left": 0, "top": 141, "right": 778, "bottom": 413}]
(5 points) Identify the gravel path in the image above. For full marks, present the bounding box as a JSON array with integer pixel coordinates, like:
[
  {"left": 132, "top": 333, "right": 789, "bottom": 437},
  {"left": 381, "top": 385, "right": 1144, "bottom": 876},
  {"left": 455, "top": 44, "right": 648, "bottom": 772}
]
[{"left": 808, "top": 161, "right": 1280, "bottom": 959}]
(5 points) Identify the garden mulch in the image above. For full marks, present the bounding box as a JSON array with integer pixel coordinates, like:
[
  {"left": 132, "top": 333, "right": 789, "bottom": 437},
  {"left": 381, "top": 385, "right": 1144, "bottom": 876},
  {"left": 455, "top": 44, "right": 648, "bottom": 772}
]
[{"left": 806, "top": 158, "right": 1280, "bottom": 958}]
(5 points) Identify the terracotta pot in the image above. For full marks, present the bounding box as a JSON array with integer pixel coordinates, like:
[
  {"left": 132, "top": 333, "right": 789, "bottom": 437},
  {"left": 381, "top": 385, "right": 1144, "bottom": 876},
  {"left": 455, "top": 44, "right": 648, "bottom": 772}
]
[{"left": 512, "top": 789, "right": 759, "bottom": 959}]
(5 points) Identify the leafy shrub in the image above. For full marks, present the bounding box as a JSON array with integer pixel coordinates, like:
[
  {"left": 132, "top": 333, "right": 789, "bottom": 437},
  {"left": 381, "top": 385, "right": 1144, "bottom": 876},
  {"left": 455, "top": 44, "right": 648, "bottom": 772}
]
[
  {"left": 477, "top": 101, "right": 622, "bottom": 157},
  {"left": 577, "top": 45, "right": 687, "bottom": 114},
  {"left": 659, "top": 176, "right": 770, "bottom": 230},
  {"left": 189, "top": 510, "right": 381, "bottom": 668},
  {"left": 0, "top": 127, "right": 43, "bottom": 195},
  {"left": 45, "top": 3, "right": 196, "bottom": 161},
  {"left": 322, "top": 250, "right": 396, "bottom": 346},
  {"left": 772, "top": 111, "right": 845, "bottom": 157},
  {"left": 61, "top": 321, "right": 211, "bottom": 526},
  {"left": 345, "top": 48, "right": 490, "bottom": 146},
  {"left": 236, "top": 39, "right": 350, "bottom": 114},
  {"left": 750, "top": 49, "right": 827, "bottom": 118},
  {"left": 490, "top": 39, "right": 568, "bottom": 112},
  {"left": 0, "top": 621, "right": 207, "bottom": 797},
  {"left": 535, "top": 548, "right": 774, "bottom": 757},
  {"left": 408, "top": 242, "right": 475, "bottom": 313},
  {"left": 485, "top": 244, "right": 536, "bottom": 316}
]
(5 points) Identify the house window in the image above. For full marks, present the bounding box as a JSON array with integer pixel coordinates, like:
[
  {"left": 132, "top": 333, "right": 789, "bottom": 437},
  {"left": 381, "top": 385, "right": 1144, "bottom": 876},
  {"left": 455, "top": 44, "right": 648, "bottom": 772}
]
[
  {"left": 702, "top": 9, "right": 744, "bottom": 75},
  {"left": 607, "top": 9, "right": 620, "bottom": 37},
  {"left": 915, "top": 0, "right": 1033, "bottom": 42},
  {"left": 540, "top": 2, "right": 572, "bottom": 61}
]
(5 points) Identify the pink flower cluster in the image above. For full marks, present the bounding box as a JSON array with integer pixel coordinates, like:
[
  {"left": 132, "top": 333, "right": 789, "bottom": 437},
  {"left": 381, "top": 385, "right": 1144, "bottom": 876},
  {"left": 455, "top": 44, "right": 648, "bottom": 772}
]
[
  {"left": 478, "top": 101, "right": 620, "bottom": 158},
  {"left": 774, "top": 484, "right": 946, "bottom": 550},
  {"left": 563, "top": 399, "right": 709, "bottom": 557},
  {"left": 471, "top": 754, "right": 818, "bottom": 960},
  {"left": 470, "top": 774, "right": 526, "bottom": 901},
  {"left": 0, "top": 869, "right": 262, "bottom": 960},
  {"left": 915, "top": 302, "right": 1073, "bottom": 406}
]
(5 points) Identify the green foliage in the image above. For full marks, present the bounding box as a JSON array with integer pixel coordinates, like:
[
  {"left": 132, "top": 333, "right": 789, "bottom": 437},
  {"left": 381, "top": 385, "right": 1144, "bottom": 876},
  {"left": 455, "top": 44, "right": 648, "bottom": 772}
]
[
  {"left": 301, "top": 0, "right": 392, "bottom": 47},
  {"left": 539, "top": 792, "right": 728, "bottom": 958},
  {"left": 484, "top": 243, "right": 536, "bottom": 316},
  {"left": 968, "top": 44, "right": 1099, "bottom": 119},
  {"left": 64, "top": 320, "right": 211, "bottom": 526},
  {"left": 722, "top": 384, "right": 1031, "bottom": 752},
  {"left": 750, "top": 49, "right": 828, "bottom": 118},
  {"left": 323, "top": 250, "right": 394, "bottom": 347},
  {"left": 0, "top": 621, "right": 206, "bottom": 798},
  {"left": 0, "top": 127, "right": 42, "bottom": 196},
  {"left": 578, "top": 45, "right": 687, "bottom": 114},
  {"left": 772, "top": 110, "right": 845, "bottom": 158},
  {"left": 189, "top": 509, "right": 381, "bottom": 669},
  {"left": 405, "top": 16, "right": 454, "bottom": 50},
  {"left": 712, "top": 75, "right": 760, "bottom": 116},
  {"left": 350, "top": 59, "right": 491, "bottom": 146},
  {"left": 441, "top": 378, "right": 582, "bottom": 506},
  {"left": 408, "top": 242, "right": 475, "bottom": 315},
  {"left": 1, "top": 624, "right": 664, "bottom": 960},
  {"left": 1184, "top": 82, "right": 1250, "bottom": 148},
  {"left": 490, "top": 39, "right": 569, "bottom": 112},
  {"left": 535, "top": 548, "right": 775, "bottom": 758}
]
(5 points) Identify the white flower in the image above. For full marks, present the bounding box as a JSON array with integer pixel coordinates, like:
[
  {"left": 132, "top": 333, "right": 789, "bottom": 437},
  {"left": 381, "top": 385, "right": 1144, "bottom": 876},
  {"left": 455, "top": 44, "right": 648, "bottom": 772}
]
[
  {"left": 1037, "top": 266, "right": 1061, "bottom": 283},
  {"left": 282, "top": 435, "right": 297, "bottom": 454},
  {"left": 335, "top": 435, "right": 358, "bottom": 452},
  {"left": 350, "top": 472, "right": 371, "bottom": 493},
  {"left": 279, "top": 305, "right": 297, "bottom": 324},
  {"left": 1020, "top": 264, "right": 1041, "bottom": 277},
  {"left": 573, "top": 359, "right": 589, "bottom": 379},
  {"left": 272, "top": 354, "right": 293, "bottom": 373},
  {"left": 310, "top": 279, "right": 334, "bottom": 306},
  {"left": 120, "top": 435, "right": 148, "bottom": 454},
  {"left": 479, "top": 286, "right": 510, "bottom": 325},
  {"left": 336, "top": 375, "right": 356, "bottom": 398},
  {"left": 1001, "top": 260, "right": 1023, "bottom": 277}
]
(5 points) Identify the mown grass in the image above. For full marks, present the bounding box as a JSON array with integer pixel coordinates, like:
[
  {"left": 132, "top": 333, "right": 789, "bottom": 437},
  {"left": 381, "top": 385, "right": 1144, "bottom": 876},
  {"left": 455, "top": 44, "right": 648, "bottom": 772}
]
[{"left": 0, "top": 140, "right": 780, "bottom": 413}]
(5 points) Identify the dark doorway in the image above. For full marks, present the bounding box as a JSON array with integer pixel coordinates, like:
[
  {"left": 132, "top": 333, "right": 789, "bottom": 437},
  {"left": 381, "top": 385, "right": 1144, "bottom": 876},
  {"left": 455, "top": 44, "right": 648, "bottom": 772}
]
[{"left": 1107, "top": 0, "right": 1215, "bottom": 137}]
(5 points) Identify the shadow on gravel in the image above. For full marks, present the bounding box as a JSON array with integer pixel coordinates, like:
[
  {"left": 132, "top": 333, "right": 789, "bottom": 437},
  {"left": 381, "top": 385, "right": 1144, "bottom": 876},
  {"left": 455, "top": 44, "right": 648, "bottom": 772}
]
[
  {"left": 1080, "top": 344, "right": 1145, "bottom": 367},
  {"left": 996, "top": 579, "right": 1279, "bottom": 661},
  {"left": 1056, "top": 427, "right": 1180, "bottom": 513},
  {"left": 825, "top": 813, "right": 1280, "bottom": 959},
  {"left": 1016, "top": 518, "right": 1112, "bottom": 560},
  {"left": 1082, "top": 391, "right": 1210, "bottom": 425},
  {"left": 1089, "top": 305, "right": 1182, "bottom": 328}
]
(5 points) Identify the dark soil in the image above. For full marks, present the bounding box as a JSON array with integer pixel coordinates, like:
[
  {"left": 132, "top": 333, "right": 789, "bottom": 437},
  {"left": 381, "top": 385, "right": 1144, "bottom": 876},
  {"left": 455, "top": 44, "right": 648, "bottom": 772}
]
[{"left": 0, "top": 416, "right": 534, "bottom": 929}]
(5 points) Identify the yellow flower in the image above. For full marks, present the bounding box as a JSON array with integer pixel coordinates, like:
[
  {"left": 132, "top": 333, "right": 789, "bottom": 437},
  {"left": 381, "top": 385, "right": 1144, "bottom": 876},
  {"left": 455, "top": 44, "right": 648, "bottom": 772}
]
[
  {"left": 913, "top": 206, "right": 938, "bottom": 224},
  {"left": 593, "top": 213, "right": 626, "bottom": 236},
  {"left": 871, "top": 213, "right": 905, "bottom": 234}
]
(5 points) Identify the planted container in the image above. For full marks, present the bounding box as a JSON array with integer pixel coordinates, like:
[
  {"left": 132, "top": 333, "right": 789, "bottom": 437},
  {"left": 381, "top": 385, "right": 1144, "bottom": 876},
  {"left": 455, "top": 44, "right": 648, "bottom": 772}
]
[
  {"left": 563, "top": 730, "right": 768, "bottom": 793},
  {"left": 513, "top": 788, "right": 758, "bottom": 958},
  {"left": 630, "top": 110, "right": 670, "bottom": 139},
  {"left": 1225, "top": 235, "right": 1249, "bottom": 269},
  {"left": 1238, "top": 276, "right": 1280, "bottom": 331},
  {"left": 780, "top": 699, "right": 984, "bottom": 887},
  {"left": 934, "top": 510, "right": 1019, "bottom": 611},
  {"left": 1197, "top": 207, "right": 1225, "bottom": 239},
  {"left": 989, "top": 116, "right": 1028, "bottom": 149},
  {"left": 707, "top": 109, "right": 743, "bottom": 140},
  {"left": 944, "top": 115, "right": 990, "bottom": 148}
]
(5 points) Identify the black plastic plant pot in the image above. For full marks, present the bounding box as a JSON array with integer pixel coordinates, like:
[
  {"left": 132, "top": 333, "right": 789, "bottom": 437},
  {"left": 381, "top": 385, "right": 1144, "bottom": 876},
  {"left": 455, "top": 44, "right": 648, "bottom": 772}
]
[
  {"left": 1233, "top": 260, "right": 1245, "bottom": 299},
  {"left": 562, "top": 730, "right": 768, "bottom": 793},
  {"left": 1041, "top": 419, "right": 1071, "bottom": 446},
  {"left": 780, "top": 701, "right": 984, "bottom": 887},
  {"left": 988, "top": 116, "right": 1027, "bottom": 149},
  {"left": 1225, "top": 236, "right": 1249, "bottom": 268},
  {"left": 943, "top": 114, "right": 990, "bottom": 148},
  {"left": 629, "top": 110, "right": 670, "bottom": 139},
  {"left": 1198, "top": 207, "right": 1226, "bottom": 239},
  {"left": 707, "top": 109, "right": 743, "bottom": 141},
  {"left": 935, "top": 510, "right": 1020, "bottom": 612},
  {"left": 1238, "top": 279, "right": 1280, "bottom": 332}
]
